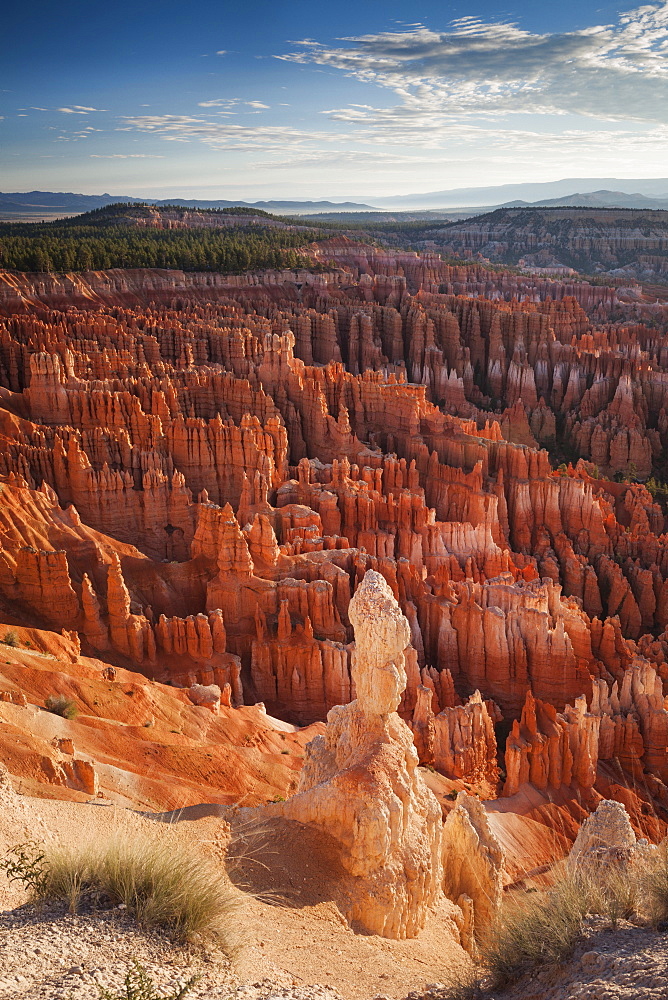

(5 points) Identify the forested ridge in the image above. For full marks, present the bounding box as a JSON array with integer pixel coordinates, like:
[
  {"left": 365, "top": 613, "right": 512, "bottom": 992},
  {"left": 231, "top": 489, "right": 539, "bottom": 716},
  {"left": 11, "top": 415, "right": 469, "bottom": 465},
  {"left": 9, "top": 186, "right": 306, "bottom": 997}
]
[{"left": 0, "top": 204, "right": 321, "bottom": 273}]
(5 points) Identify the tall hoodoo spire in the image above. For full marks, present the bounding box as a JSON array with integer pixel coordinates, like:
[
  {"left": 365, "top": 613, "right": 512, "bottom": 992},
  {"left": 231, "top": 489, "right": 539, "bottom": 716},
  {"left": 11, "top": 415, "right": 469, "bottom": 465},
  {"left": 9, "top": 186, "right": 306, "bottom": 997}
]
[{"left": 284, "top": 569, "right": 443, "bottom": 938}]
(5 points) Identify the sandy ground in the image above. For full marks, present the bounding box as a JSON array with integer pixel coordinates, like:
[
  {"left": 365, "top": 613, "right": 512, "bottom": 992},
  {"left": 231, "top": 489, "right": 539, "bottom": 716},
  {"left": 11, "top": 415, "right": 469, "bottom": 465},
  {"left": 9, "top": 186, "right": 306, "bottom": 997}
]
[
  {"left": 2, "top": 771, "right": 668, "bottom": 1000},
  {"left": 0, "top": 774, "right": 470, "bottom": 1000}
]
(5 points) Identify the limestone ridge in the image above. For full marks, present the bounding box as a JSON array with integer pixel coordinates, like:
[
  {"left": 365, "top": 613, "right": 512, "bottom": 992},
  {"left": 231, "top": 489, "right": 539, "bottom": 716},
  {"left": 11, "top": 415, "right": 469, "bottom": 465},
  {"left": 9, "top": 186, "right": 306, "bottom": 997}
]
[{"left": 284, "top": 570, "right": 443, "bottom": 938}]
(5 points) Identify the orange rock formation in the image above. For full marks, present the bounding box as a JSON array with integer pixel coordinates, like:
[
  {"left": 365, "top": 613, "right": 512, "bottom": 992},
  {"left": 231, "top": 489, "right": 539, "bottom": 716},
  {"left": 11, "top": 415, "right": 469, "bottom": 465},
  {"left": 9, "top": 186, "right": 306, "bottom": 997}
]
[{"left": 1, "top": 253, "right": 668, "bottom": 836}]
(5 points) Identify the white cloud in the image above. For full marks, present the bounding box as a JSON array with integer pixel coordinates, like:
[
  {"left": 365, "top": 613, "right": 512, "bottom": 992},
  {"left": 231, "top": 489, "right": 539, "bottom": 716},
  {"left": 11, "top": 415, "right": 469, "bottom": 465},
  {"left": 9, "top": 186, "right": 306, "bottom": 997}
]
[
  {"left": 197, "top": 98, "right": 270, "bottom": 110},
  {"left": 216, "top": 50, "right": 227, "bottom": 56},
  {"left": 277, "top": 3, "right": 668, "bottom": 126},
  {"left": 90, "top": 153, "right": 165, "bottom": 158},
  {"left": 119, "top": 113, "right": 334, "bottom": 150}
]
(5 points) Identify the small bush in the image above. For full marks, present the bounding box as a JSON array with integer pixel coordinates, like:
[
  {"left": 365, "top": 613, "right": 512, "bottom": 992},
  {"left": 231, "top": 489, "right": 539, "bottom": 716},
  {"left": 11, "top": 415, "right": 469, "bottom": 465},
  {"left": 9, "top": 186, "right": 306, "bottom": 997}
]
[
  {"left": 0, "top": 842, "right": 48, "bottom": 894},
  {"left": 1, "top": 630, "right": 20, "bottom": 647},
  {"left": 44, "top": 694, "right": 78, "bottom": 720},
  {"left": 98, "top": 960, "right": 199, "bottom": 1000},
  {"left": 3, "top": 824, "right": 237, "bottom": 942}
]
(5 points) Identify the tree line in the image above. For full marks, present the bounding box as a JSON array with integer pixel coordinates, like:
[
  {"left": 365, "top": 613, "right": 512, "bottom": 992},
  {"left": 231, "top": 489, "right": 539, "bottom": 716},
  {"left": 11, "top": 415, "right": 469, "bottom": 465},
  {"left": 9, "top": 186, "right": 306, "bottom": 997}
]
[{"left": 0, "top": 221, "right": 317, "bottom": 274}]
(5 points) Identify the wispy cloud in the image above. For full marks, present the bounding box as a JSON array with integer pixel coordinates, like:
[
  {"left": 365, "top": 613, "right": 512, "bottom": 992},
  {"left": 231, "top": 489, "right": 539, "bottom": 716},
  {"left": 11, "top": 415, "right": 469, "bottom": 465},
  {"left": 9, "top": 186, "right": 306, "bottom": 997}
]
[
  {"left": 197, "top": 98, "right": 270, "bottom": 110},
  {"left": 90, "top": 153, "right": 165, "bottom": 158},
  {"left": 118, "top": 114, "right": 330, "bottom": 150}
]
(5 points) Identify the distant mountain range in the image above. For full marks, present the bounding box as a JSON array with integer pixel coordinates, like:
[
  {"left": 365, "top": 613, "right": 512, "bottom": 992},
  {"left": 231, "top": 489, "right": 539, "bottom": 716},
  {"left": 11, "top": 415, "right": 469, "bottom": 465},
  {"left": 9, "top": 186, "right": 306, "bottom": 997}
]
[
  {"left": 4, "top": 182, "right": 668, "bottom": 222},
  {"left": 494, "top": 190, "right": 668, "bottom": 211},
  {"left": 371, "top": 178, "right": 668, "bottom": 210},
  {"left": 0, "top": 192, "right": 375, "bottom": 218}
]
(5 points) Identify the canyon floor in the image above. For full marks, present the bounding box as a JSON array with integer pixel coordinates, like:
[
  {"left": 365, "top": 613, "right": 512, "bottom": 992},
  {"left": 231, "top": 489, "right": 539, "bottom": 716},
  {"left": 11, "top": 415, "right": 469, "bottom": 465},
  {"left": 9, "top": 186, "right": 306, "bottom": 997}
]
[{"left": 2, "top": 791, "right": 668, "bottom": 1000}]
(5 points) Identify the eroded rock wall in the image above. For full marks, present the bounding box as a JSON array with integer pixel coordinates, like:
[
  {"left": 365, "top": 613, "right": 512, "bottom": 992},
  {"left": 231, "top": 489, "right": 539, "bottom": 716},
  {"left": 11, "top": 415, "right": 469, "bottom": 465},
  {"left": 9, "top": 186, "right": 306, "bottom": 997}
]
[{"left": 2, "top": 256, "right": 668, "bottom": 809}]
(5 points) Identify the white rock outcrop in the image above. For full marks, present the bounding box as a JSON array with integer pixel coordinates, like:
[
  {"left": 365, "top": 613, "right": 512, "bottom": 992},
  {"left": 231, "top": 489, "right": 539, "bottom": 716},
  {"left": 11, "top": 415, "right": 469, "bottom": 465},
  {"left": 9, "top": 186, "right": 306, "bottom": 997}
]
[
  {"left": 188, "top": 682, "right": 222, "bottom": 712},
  {"left": 568, "top": 798, "right": 645, "bottom": 872}
]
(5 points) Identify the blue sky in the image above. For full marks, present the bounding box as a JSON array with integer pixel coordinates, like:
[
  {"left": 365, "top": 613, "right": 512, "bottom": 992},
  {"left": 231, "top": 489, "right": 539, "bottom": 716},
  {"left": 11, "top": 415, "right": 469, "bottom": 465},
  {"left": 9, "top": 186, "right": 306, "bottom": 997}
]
[{"left": 3, "top": 1, "right": 668, "bottom": 199}]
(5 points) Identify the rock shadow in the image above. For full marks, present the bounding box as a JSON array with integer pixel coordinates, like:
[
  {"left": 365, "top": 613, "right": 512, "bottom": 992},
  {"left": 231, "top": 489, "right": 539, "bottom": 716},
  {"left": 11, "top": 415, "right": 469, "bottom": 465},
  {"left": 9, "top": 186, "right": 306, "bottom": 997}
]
[{"left": 226, "top": 813, "right": 354, "bottom": 919}]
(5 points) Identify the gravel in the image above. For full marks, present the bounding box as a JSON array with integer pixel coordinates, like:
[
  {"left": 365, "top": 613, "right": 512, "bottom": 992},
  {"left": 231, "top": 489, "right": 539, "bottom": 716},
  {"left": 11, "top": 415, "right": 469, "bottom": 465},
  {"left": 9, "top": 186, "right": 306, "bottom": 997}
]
[{"left": 0, "top": 899, "right": 345, "bottom": 1000}]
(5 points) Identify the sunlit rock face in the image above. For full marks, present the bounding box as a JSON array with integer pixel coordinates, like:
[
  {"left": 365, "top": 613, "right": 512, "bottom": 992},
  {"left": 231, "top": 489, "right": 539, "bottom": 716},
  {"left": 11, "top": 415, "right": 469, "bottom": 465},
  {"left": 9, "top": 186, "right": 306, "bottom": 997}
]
[{"left": 442, "top": 791, "right": 504, "bottom": 948}]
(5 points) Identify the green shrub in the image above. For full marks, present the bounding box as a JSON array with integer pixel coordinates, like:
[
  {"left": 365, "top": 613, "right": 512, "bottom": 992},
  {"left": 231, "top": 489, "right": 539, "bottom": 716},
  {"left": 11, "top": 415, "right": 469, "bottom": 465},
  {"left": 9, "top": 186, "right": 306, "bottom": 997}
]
[
  {"left": 1, "top": 630, "right": 20, "bottom": 647},
  {"left": 0, "top": 842, "right": 48, "bottom": 894},
  {"left": 97, "top": 961, "right": 199, "bottom": 1000},
  {"left": 44, "top": 694, "right": 79, "bottom": 719}
]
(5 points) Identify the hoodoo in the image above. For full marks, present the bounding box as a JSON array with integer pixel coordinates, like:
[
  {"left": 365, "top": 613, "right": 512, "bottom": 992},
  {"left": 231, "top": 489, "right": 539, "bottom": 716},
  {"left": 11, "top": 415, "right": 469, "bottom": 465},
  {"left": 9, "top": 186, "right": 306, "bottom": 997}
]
[{"left": 284, "top": 569, "right": 443, "bottom": 938}]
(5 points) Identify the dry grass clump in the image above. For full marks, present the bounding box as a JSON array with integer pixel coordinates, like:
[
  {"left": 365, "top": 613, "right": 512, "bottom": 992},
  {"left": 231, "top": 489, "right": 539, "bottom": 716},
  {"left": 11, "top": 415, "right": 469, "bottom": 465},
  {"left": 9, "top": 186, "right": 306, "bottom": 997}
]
[
  {"left": 482, "top": 871, "right": 588, "bottom": 989},
  {"left": 585, "top": 859, "right": 638, "bottom": 929},
  {"left": 439, "top": 857, "right": 648, "bottom": 999},
  {"left": 637, "top": 840, "right": 668, "bottom": 928},
  {"left": 44, "top": 693, "right": 78, "bottom": 719},
  {"left": 2, "top": 821, "right": 237, "bottom": 943}
]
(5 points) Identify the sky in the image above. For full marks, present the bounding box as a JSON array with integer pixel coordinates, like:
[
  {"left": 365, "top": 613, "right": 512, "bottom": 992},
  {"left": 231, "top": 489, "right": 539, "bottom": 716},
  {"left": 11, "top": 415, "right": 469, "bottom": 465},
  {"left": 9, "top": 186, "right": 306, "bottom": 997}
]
[{"left": 3, "top": 0, "right": 668, "bottom": 200}]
